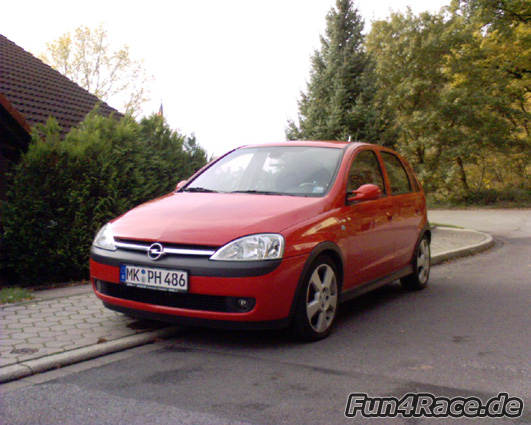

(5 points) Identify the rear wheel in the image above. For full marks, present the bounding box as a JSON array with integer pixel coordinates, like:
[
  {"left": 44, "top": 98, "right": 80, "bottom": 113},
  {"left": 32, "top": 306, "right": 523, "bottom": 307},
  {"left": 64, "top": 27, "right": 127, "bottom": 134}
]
[
  {"left": 291, "top": 256, "right": 339, "bottom": 341},
  {"left": 401, "top": 234, "right": 430, "bottom": 291}
]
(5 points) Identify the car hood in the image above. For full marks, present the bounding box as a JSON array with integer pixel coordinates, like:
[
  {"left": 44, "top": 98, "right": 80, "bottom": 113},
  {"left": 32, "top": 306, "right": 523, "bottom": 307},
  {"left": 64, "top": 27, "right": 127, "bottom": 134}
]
[{"left": 111, "top": 192, "right": 327, "bottom": 246}]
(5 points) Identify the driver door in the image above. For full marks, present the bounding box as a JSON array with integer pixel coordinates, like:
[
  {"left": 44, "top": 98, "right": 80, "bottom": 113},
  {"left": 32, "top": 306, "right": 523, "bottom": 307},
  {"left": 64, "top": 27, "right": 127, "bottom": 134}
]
[{"left": 343, "top": 149, "right": 396, "bottom": 288}]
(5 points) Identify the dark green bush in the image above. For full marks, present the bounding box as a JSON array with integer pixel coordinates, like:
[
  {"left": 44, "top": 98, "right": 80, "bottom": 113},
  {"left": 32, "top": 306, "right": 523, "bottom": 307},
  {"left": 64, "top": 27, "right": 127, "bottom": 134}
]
[
  {"left": 460, "top": 189, "right": 500, "bottom": 205},
  {"left": 428, "top": 187, "right": 531, "bottom": 207},
  {"left": 1, "top": 113, "right": 207, "bottom": 286},
  {"left": 459, "top": 188, "right": 531, "bottom": 206}
]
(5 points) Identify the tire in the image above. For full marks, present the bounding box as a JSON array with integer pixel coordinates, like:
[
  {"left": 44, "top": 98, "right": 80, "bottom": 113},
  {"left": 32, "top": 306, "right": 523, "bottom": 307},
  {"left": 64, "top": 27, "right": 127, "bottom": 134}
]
[
  {"left": 401, "top": 234, "right": 430, "bottom": 291},
  {"left": 291, "top": 255, "right": 339, "bottom": 342}
]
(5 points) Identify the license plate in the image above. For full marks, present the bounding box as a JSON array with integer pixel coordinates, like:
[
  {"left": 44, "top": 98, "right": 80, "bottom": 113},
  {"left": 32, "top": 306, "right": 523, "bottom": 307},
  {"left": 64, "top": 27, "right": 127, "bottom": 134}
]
[{"left": 120, "top": 264, "right": 188, "bottom": 292}]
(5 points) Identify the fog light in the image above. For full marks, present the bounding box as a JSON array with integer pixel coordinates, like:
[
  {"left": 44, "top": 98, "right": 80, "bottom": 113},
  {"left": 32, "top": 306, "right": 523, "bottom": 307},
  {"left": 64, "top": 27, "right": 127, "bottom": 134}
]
[
  {"left": 95, "top": 279, "right": 102, "bottom": 292},
  {"left": 230, "top": 297, "right": 256, "bottom": 313},
  {"left": 228, "top": 296, "right": 255, "bottom": 312},
  {"left": 236, "top": 298, "right": 250, "bottom": 311}
]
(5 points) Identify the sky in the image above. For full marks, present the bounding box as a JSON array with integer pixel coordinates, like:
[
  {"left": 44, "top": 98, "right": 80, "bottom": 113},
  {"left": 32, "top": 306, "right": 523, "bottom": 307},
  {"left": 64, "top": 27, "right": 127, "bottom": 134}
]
[{"left": 1, "top": 0, "right": 449, "bottom": 157}]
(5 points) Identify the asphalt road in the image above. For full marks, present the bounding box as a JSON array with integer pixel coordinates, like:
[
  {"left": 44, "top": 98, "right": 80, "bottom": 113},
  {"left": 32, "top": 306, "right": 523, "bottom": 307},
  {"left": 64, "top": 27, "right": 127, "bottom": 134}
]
[{"left": 1, "top": 210, "right": 530, "bottom": 425}]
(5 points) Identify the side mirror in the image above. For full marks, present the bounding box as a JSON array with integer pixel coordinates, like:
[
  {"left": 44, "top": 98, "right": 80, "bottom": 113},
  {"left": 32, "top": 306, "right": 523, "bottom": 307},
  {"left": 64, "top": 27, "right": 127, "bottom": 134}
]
[
  {"left": 175, "top": 180, "right": 188, "bottom": 191},
  {"left": 347, "top": 184, "right": 382, "bottom": 203}
]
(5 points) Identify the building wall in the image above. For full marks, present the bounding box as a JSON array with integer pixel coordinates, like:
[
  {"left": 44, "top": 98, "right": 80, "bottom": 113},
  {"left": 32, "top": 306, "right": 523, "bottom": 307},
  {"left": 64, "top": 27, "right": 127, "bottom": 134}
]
[
  {"left": 0, "top": 146, "right": 7, "bottom": 200},
  {"left": 0, "top": 104, "right": 31, "bottom": 200}
]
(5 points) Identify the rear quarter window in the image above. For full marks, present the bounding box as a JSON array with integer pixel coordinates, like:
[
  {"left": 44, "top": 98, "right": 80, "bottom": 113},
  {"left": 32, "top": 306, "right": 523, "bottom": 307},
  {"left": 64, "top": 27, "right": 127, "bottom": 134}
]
[{"left": 381, "top": 152, "right": 412, "bottom": 195}]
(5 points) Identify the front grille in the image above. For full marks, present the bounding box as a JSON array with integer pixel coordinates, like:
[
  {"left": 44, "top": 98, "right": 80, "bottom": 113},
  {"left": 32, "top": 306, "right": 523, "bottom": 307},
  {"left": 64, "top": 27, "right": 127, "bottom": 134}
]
[
  {"left": 96, "top": 280, "right": 255, "bottom": 313},
  {"left": 114, "top": 239, "right": 217, "bottom": 257}
]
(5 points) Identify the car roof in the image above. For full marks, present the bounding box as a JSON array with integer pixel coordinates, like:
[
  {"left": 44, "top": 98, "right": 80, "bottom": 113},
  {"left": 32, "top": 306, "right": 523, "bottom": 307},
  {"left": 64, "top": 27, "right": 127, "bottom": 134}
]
[{"left": 237, "top": 141, "right": 369, "bottom": 150}]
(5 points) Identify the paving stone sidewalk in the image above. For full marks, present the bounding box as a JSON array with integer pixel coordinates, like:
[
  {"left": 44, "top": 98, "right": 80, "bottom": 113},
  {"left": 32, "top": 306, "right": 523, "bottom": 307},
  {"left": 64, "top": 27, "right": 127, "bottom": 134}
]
[{"left": 0, "top": 226, "right": 493, "bottom": 384}]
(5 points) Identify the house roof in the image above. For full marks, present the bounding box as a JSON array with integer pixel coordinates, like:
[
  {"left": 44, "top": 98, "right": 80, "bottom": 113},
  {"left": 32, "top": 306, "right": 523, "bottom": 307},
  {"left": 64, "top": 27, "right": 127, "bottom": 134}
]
[{"left": 0, "top": 34, "right": 121, "bottom": 138}]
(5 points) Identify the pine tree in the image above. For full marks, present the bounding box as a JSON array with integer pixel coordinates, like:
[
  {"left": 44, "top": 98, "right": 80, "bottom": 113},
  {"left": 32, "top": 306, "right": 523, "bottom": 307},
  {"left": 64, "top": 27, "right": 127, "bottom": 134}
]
[{"left": 287, "top": 0, "right": 375, "bottom": 141}]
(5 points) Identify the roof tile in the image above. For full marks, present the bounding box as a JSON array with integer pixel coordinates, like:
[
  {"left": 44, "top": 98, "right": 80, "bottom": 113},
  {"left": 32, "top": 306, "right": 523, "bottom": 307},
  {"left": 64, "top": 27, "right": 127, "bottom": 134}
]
[{"left": 0, "top": 34, "right": 122, "bottom": 138}]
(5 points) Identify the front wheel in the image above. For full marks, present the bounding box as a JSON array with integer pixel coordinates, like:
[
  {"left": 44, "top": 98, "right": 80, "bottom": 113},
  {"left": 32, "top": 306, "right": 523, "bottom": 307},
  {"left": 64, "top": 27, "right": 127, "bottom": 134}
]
[
  {"left": 291, "top": 256, "right": 339, "bottom": 342},
  {"left": 401, "top": 234, "right": 430, "bottom": 291}
]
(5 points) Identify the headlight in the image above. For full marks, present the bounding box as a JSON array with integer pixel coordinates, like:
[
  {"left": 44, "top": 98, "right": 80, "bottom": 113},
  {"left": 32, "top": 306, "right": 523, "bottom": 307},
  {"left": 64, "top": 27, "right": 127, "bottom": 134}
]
[
  {"left": 210, "top": 234, "right": 284, "bottom": 261},
  {"left": 93, "top": 223, "right": 117, "bottom": 251}
]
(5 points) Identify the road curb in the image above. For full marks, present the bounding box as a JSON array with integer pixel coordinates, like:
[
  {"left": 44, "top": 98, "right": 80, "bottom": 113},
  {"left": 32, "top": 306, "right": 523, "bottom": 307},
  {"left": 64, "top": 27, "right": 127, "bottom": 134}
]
[
  {"left": 0, "top": 326, "right": 181, "bottom": 384},
  {"left": 431, "top": 228, "right": 494, "bottom": 266}
]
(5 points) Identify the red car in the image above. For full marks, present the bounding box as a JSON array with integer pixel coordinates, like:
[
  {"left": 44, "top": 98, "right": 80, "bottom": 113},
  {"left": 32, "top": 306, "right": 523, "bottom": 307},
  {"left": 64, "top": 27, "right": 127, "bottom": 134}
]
[{"left": 90, "top": 141, "right": 430, "bottom": 341}]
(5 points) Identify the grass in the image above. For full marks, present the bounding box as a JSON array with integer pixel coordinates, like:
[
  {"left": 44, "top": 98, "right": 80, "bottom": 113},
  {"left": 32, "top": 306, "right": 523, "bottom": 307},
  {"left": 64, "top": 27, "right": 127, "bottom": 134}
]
[{"left": 0, "top": 287, "right": 34, "bottom": 305}]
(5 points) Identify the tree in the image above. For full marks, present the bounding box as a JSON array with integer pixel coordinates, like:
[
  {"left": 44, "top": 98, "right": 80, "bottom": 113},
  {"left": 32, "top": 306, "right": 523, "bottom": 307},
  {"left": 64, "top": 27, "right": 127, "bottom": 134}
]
[
  {"left": 367, "top": 9, "right": 467, "bottom": 192},
  {"left": 287, "top": 0, "right": 381, "bottom": 142},
  {"left": 455, "top": 0, "right": 531, "bottom": 189},
  {"left": 366, "top": 1, "right": 531, "bottom": 195},
  {"left": 39, "top": 24, "right": 151, "bottom": 115}
]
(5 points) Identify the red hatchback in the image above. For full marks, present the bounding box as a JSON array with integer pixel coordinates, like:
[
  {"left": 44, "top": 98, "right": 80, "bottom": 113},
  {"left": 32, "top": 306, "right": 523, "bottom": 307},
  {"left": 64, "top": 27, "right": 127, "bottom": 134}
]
[{"left": 90, "top": 142, "right": 430, "bottom": 341}]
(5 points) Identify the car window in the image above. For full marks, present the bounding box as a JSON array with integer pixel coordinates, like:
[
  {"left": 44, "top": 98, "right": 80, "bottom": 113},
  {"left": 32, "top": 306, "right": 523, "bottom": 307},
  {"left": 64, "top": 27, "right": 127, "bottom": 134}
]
[
  {"left": 381, "top": 152, "right": 411, "bottom": 194},
  {"left": 405, "top": 163, "right": 420, "bottom": 192},
  {"left": 347, "top": 150, "right": 386, "bottom": 194},
  {"left": 204, "top": 152, "right": 255, "bottom": 192},
  {"left": 186, "top": 146, "right": 343, "bottom": 197}
]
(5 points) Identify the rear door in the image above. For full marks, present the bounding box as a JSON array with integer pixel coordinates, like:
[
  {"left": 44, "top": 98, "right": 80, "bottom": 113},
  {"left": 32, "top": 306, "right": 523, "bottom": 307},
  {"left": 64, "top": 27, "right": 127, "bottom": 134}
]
[{"left": 380, "top": 150, "right": 426, "bottom": 269}]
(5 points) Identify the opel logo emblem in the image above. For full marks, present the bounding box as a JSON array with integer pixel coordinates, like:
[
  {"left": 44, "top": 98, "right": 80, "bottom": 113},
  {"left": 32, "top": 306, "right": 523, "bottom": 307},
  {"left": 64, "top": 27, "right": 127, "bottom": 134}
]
[{"left": 147, "top": 243, "right": 165, "bottom": 261}]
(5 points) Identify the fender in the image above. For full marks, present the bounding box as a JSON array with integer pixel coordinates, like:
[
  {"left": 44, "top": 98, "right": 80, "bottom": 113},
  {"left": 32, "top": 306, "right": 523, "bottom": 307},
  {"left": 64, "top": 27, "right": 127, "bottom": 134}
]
[
  {"left": 286, "top": 241, "right": 345, "bottom": 323},
  {"left": 412, "top": 223, "right": 431, "bottom": 262}
]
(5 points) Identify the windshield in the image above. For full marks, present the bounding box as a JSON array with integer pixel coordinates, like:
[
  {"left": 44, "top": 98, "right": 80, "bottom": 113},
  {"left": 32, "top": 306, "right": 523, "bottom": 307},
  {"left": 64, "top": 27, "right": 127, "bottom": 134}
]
[{"left": 185, "top": 146, "right": 343, "bottom": 197}]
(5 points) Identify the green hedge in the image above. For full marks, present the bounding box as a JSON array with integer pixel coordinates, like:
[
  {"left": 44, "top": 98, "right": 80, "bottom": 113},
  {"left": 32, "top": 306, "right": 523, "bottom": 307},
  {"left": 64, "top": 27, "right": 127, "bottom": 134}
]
[
  {"left": 427, "top": 187, "right": 531, "bottom": 208},
  {"left": 1, "top": 113, "right": 207, "bottom": 286},
  {"left": 456, "top": 188, "right": 531, "bottom": 206}
]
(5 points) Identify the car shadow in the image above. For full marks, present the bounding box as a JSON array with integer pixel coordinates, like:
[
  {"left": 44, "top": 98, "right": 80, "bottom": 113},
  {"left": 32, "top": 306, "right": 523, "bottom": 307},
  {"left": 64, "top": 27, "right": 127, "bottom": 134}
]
[
  {"left": 337, "top": 281, "right": 406, "bottom": 320},
  {"left": 161, "top": 281, "right": 412, "bottom": 350}
]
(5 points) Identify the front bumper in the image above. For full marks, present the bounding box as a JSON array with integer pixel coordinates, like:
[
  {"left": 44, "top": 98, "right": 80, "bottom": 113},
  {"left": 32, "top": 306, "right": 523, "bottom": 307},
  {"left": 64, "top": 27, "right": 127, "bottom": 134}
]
[{"left": 90, "top": 246, "right": 308, "bottom": 327}]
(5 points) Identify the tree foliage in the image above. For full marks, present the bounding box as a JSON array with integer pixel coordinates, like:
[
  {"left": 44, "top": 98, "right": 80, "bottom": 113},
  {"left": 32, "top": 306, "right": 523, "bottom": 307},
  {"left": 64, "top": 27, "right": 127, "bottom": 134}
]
[
  {"left": 289, "top": 0, "right": 530, "bottom": 198},
  {"left": 366, "top": 0, "right": 531, "bottom": 196},
  {"left": 1, "top": 114, "right": 207, "bottom": 285},
  {"left": 39, "top": 24, "right": 152, "bottom": 115},
  {"left": 286, "top": 0, "right": 385, "bottom": 142}
]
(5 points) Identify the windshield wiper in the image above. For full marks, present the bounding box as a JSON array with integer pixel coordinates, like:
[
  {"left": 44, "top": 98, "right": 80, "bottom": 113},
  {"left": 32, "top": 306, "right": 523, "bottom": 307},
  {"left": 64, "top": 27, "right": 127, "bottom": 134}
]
[
  {"left": 182, "top": 187, "right": 218, "bottom": 193},
  {"left": 231, "top": 190, "right": 292, "bottom": 196}
]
